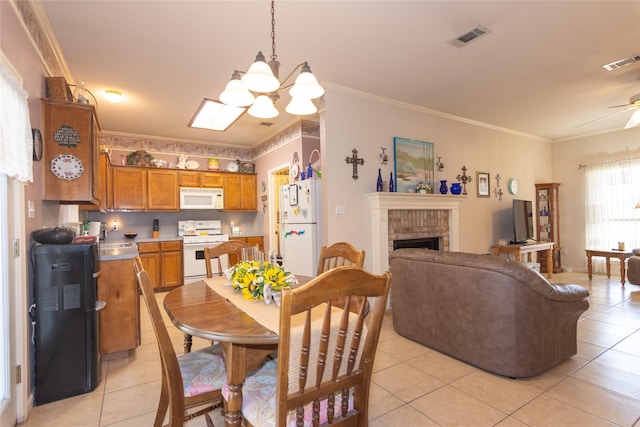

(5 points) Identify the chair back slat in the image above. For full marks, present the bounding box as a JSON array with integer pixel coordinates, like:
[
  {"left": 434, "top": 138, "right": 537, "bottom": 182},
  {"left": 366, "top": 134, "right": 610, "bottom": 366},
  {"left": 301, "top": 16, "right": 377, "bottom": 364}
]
[
  {"left": 317, "top": 242, "right": 365, "bottom": 276},
  {"left": 204, "top": 240, "right": 254, "bottom": 278},
  {"left": 276, "top": 266, "right": 391, "bottom": 426}
]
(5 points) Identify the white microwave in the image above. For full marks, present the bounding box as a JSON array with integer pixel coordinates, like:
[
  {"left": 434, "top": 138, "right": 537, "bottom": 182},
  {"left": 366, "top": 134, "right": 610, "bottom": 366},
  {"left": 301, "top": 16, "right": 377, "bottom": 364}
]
[{"left": 179, "top": 187, "right": 224, "bottom": 210}]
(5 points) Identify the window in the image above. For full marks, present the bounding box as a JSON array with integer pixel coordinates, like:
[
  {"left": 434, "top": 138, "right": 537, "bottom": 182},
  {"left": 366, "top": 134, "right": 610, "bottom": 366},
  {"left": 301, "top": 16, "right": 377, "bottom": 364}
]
[{"left": 585, "top": 158, "right": 640, "bottom": 272}]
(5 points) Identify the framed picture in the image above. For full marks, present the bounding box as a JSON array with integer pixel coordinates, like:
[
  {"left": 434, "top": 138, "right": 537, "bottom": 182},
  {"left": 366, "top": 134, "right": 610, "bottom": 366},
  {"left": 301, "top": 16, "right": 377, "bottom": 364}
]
[
  {"left": 477, "top": 172, "right": 490, "bottom": 197},
  {"left": 393, "top": 137, "right": 435, "bottom": 193}
]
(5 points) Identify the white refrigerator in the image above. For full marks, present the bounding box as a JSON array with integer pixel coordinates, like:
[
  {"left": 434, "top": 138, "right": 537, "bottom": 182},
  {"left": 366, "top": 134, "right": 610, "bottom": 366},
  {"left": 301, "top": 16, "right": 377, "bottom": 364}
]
[{"left": 280, "top": 179, "right": 322, "bottom": 277}]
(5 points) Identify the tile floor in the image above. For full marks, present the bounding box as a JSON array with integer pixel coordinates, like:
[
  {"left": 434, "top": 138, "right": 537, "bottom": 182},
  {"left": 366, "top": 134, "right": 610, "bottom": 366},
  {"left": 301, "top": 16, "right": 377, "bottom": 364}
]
[{"left": 19, "top": 272, "right": 640, "bottom": 427}]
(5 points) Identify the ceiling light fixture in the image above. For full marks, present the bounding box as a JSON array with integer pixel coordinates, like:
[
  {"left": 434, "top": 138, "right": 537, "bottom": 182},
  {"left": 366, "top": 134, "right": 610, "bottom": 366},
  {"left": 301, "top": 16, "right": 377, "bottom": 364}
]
[
  {"left": 104, "top": 90, "right": 123, "bottom": 103},
  {"left": 624, "top": 94, "right": 640, "bottom": 129},
  {"left": 218, "top": 0, "right": 324, "bottom": 120},
  {"left": 188, "top": 98, "right": 246, "bottom": 131}
]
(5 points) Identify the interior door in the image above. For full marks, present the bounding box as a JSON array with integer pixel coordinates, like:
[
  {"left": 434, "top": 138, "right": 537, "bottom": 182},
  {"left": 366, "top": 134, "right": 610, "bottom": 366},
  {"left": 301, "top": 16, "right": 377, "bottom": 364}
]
[{"left": 0, "top": 175, "right": 26, "bottom": 427}]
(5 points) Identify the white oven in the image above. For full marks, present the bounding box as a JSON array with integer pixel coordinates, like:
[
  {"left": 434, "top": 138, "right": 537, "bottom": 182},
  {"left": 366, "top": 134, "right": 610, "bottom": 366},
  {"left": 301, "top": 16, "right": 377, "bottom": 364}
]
[{"left": 179, "top": 220, "right": 229, "bottom": 284}]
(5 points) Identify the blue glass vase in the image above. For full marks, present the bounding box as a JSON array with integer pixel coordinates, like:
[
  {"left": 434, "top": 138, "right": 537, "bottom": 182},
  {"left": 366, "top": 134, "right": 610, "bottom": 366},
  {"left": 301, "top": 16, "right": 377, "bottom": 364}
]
[
  {"left": 450, "top": 182, "right": 462, "bottom": 195},
  {"left": 439, "top": 180, "right": 448, "bottom": 194}
]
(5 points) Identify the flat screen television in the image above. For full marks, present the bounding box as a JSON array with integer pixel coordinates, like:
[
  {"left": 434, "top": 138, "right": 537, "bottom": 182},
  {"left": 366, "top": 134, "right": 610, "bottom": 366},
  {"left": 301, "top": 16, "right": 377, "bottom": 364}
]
[{"left": 512, "top": 199, "right": 535, "bottom": 244}]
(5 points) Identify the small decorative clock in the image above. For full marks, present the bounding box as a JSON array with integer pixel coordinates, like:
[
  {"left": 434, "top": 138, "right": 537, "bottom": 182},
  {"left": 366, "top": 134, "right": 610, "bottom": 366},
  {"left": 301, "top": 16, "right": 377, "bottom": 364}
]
[
  {"left": 32, "top": 128, "right": 43, "bottom": 161},
  {"left": 508, "top": 178, "right": 519, "bottom": 195}
]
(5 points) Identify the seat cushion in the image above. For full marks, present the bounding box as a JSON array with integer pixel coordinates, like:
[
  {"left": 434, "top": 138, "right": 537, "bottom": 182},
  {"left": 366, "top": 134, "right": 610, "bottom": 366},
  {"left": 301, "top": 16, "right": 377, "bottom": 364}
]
[
  {"left": 179, "top": 345, "right": 226, "bottom": 397},
  {"left": 223, "top": 359, "right": 354, "bottom": 426}
]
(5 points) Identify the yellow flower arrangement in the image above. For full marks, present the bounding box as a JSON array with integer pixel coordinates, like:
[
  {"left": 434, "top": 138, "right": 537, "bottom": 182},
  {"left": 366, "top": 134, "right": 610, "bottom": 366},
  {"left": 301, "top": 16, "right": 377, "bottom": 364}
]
[{"left": 226, "top": 260, "right": 297, "bottom": 304}]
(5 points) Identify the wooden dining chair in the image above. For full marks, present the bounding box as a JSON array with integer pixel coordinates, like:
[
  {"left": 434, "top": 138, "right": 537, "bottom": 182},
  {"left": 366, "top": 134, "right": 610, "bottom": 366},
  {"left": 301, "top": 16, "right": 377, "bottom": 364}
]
[
  {"left": 317, "top": 241, "right": 365, "bottom": 275},
  {"left": 233, "top": 266, "right": 391, "bottom": 426},
  {"left": 204, "top": 240, "right": 254, "bottom": 278},
  {"left": 134, "top": 256, "right": 226, "bottom": 427},
  {"left": 317, "top": 241, "right": 366, "bottom": 314}
]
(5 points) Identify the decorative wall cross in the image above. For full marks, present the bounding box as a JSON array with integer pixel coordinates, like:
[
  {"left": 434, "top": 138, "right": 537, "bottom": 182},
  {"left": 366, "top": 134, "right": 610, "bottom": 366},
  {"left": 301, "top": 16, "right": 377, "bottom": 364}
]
[
  {"left": 494, "top": 173, "right": 503, "bottom": 201},
  {"left": 345, "top": 149, "right": 364, "bottom": 180},
  {"left": 456, "top": 165, "right": 472, "bottom": 195}
]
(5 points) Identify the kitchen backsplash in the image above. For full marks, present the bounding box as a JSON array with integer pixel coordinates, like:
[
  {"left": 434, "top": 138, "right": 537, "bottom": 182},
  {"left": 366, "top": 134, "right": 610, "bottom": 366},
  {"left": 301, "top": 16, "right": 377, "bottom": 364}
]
[{"left": 86, "top": 210, "right": 262, "bottom": 239}]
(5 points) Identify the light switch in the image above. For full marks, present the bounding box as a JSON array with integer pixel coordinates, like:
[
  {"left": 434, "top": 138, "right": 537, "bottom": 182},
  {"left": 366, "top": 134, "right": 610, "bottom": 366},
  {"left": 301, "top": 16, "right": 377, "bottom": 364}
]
[
  {"left": 335, "top": 204, "right": 347, "bottom": 215},
  {"left": 27, "top": 200, "right": 35, "bottom": 218}
]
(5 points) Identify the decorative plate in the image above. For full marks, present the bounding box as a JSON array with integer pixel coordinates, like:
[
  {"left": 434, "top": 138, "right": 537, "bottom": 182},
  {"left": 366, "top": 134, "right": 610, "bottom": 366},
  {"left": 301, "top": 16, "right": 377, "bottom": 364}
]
[
  {"left": 51, "top": 154, "right": 84, "bottom": 181},
  {"left": 185, "top": 160, "right": 200, "bottom": 169},
  {"left": 226, "top": 162, "right": 239, "bottom": 172}
]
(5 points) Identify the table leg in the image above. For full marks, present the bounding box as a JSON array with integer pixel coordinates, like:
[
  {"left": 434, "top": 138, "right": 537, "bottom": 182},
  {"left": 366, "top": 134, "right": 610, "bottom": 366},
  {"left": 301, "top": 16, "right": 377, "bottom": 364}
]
[
  {"left": 587, "top": 253, "right": 593, "bottom": 280},
  {"left": 515, "top": 252, "right": 522, "bottom": 262},
  {"left": 220, "top": 343, "right": 246, "bottom": 427},
  {"left": 183, "top": 333, "right": 192, "bottom": 354},
  {"left": 606, "top": 257, "right": 611, "bottom": 278},
  {"left": 620, "top": 255, "right": 626, "bottom": 286},
  {"left": 546, "top": 249, "right": 553, "bottom": 279}
]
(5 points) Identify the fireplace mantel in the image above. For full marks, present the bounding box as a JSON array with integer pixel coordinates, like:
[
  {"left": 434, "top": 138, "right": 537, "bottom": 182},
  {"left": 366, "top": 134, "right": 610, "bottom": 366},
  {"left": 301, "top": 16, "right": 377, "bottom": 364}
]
[{"left": 367, "top": 193, "right": 463, "bottom": 273}]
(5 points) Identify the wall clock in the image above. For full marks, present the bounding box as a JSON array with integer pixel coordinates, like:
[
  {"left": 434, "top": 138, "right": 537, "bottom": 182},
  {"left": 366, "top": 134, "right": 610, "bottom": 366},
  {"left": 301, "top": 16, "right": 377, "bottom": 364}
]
[
  {"left": 32, "top": 128, "right": 43, "bottom": 161},
  {"left": 508, "top": 178, "right": 519, "bottom": 195}
]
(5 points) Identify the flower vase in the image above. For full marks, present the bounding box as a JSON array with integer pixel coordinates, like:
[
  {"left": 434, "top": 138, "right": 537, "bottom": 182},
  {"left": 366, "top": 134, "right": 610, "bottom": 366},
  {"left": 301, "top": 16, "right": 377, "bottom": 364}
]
[
  {"left": 450, "top": 182, "right": 462, "bottom": 195},
  {"left": 439, "top": 180, "right": 448, "bottom": 194}
]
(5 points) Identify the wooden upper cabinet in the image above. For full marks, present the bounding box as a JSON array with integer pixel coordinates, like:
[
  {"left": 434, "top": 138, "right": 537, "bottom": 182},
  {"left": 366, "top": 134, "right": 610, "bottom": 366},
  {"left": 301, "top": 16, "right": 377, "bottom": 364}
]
[
  {"left": 112, "top": 167, "right": 147, "bottom": 210},
  {"left": 147, "top": 169, "right": 179, "bottom": 210},
  {"left": 178, "top": 171, "right": 201, "bottom": 187},
  {"left": 223, "top": 173, "right": 257, "bottom": 211},
  {"left": 42, "top": 99, "right": 101, "bottom": 204},
  {"left": 111, "top": 166, "right": 178, "bottom": 211},
  {"left": 202, "top": 172, "right": 223, "bottom": 188}
]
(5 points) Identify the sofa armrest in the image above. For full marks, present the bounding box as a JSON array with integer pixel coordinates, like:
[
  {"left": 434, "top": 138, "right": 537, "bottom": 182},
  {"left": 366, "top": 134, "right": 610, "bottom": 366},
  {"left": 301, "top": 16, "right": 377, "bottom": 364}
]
[{"left": 546, "top": 283, "right": 589, "bottom": 302}]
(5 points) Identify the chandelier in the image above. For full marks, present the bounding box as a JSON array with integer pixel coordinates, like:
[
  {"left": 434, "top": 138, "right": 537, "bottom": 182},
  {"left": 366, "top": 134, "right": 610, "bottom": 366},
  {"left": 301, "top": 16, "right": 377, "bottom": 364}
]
[{"left": 218, "top": 0, "right": 324, "bottom": 119}]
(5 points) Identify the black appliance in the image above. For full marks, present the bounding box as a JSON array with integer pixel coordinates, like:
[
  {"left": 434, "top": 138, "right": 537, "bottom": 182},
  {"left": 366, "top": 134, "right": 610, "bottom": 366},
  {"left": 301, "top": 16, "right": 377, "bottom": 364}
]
[{"left": 32, "top": 242, "right": 103, "bottom": 405}]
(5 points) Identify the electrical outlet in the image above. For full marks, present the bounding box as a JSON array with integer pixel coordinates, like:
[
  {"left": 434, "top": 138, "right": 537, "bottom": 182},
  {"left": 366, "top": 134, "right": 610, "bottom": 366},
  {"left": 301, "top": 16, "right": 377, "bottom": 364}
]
[{"left": 113, "top": 218, "right": 118, "bottom": 230}]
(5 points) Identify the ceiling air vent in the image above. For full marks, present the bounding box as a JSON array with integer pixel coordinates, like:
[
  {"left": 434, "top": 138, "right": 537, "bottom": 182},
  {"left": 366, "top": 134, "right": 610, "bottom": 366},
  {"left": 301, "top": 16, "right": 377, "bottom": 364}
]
[
  {"left": 603, "top": 54, "right": 640, "bottom": 71},
  {"left": 259, "top": 122, "right": 274, "bottom": 127},
  {"left": 448, "top": 24, "right": 491, "bottom": 48}
]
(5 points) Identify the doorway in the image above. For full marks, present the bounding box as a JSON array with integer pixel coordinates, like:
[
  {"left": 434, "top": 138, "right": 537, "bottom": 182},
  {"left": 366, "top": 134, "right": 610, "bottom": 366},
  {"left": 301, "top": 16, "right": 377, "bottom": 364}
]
[{"left": 269, "top": 165, "right": 290, "bottom": 257}]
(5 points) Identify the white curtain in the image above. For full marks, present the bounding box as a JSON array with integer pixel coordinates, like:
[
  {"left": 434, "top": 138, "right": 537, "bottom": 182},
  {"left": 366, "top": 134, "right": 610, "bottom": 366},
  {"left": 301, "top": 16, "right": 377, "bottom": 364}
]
[
  {"left": 585, "top": 158, "right": 640, "bottom": 273},
  {"left": 0, "top": 65, "right": 33, "bottom": 183}
]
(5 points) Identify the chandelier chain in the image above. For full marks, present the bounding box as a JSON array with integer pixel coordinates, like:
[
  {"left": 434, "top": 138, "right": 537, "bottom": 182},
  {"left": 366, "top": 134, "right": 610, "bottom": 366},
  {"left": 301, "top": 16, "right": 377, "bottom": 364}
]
[{"left": 270, "top": 0, "right": 277, "bottom": 61}]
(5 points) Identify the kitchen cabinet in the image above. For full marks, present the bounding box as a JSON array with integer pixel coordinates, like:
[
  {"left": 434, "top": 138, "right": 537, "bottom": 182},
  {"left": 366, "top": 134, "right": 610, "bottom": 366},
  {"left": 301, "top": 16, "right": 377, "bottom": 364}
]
[
  {"left": 137, "top": 240, "right": 183, "bottom": 291},
  {"left": 111, "top": 166, "right": 178, "bottom": 211},
  {"left": 98, "top": 259, "right": 140, "bottom": 353},
  {"left": 223, "top": 173, "right": 257, "bottom": 211},
  {"left": 178, "top": 171, "right": 223, "bottom": 188},
  {"left": 42, "top": 99, "right": 101, "bottom": 205},
  {"left": 535, "top": 183, "right": 562, "bottom": 274},
  {"left": 228, "top": 236, "right": 264, "bottom": 265}
]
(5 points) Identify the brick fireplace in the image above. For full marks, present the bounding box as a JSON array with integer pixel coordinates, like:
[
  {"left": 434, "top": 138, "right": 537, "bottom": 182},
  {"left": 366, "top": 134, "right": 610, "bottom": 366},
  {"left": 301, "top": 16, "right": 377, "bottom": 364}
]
[{"left": 367, "top": 193, "right": 462, "bottom": 273}]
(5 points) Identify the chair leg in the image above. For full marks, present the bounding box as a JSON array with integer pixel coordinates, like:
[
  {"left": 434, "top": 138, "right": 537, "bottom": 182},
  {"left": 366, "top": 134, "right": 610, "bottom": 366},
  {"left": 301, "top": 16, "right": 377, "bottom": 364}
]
[{"left": 154, "top": 374, "right": 169, "bottom": 427}]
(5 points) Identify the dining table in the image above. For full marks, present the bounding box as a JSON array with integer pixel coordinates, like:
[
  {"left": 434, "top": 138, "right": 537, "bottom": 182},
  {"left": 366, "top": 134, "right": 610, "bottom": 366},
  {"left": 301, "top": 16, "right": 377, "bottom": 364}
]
[{"left": 163, "top": 276, "right": 310, "bottom": 426}]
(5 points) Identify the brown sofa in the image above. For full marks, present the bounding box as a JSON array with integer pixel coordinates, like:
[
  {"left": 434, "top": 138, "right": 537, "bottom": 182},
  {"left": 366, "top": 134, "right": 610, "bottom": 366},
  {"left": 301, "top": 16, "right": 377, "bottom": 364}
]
[
  {"left": 627, "top": 249, "right": 640, "bottom": 285},
  {"left": 389, "top": 248, "right": 589, "bottom": 378}
]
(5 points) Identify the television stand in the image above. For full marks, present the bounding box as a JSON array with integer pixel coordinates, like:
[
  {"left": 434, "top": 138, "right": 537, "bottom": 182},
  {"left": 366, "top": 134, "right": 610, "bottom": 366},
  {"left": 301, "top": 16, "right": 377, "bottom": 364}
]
[{"left": 491, "top": 242, "right": 555, "bottom": 279}]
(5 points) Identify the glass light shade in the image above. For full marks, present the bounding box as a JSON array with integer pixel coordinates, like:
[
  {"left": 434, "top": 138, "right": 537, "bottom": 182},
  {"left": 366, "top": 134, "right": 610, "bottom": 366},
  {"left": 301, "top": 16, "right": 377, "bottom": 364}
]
[
  {"left": 105, "top": 90, "right": 123, "bottom": 103},
  {"left": 220, "top": 79, "right": 255, "bottom": 107},
  {"left": 248, "top": 95, "right": 279, "bottom": 119},
  {"left": 624, "top": 108, "right": 640, "bottom": 129},
  {"left": 289, "top": 72, "right": 325, "bottom": 99},
  {"left": 241, "top": 53, "right": 281, "bottom": 93},
  {"left": 285, "top": 96, "right": 317, "bottom": 116}
]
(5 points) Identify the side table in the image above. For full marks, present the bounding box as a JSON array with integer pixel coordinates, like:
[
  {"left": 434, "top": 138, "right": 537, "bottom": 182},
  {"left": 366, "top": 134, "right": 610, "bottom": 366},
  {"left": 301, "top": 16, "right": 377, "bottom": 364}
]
[
  {"left": 585, "top": 249, "right": 632, "bottom": 286},
  {"left": 491, "top": 242, "right": 554, "bottom": 279}
]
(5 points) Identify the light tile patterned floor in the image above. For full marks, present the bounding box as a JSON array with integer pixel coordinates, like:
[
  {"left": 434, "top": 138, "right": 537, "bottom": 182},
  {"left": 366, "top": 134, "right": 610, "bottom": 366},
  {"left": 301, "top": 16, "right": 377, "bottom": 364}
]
[{"left": 19, "top": 272, "right": 640, "bottom": 426}]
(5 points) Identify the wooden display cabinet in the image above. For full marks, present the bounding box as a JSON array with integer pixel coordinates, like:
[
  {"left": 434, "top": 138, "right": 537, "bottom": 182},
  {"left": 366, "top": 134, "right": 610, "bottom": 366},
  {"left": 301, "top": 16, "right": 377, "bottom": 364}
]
[
  {"left": 535, "top": 182, "right": 562, "bottom": 274},
  {"left": 42, "top": 99, "right": 101, "bottom": 204}
]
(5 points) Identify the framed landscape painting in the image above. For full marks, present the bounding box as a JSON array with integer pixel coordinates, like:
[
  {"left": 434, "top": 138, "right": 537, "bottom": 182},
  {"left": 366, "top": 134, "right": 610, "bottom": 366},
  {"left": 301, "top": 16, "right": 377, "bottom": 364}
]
[{"left": 393, "top": 137, "right": 435, "bottom": 193}]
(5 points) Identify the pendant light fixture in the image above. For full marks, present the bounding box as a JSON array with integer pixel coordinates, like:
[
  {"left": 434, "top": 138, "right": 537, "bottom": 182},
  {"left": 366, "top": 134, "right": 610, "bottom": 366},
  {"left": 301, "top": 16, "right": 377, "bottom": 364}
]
[{"left": 219, "top": 0, "right": 324, "bottom": 118}]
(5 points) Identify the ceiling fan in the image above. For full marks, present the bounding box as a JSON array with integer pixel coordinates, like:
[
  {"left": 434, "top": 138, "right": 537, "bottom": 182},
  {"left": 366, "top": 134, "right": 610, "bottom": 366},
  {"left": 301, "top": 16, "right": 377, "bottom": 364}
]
[{"left": 577, "top": 93, "right": 640, "bottom": 129}]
